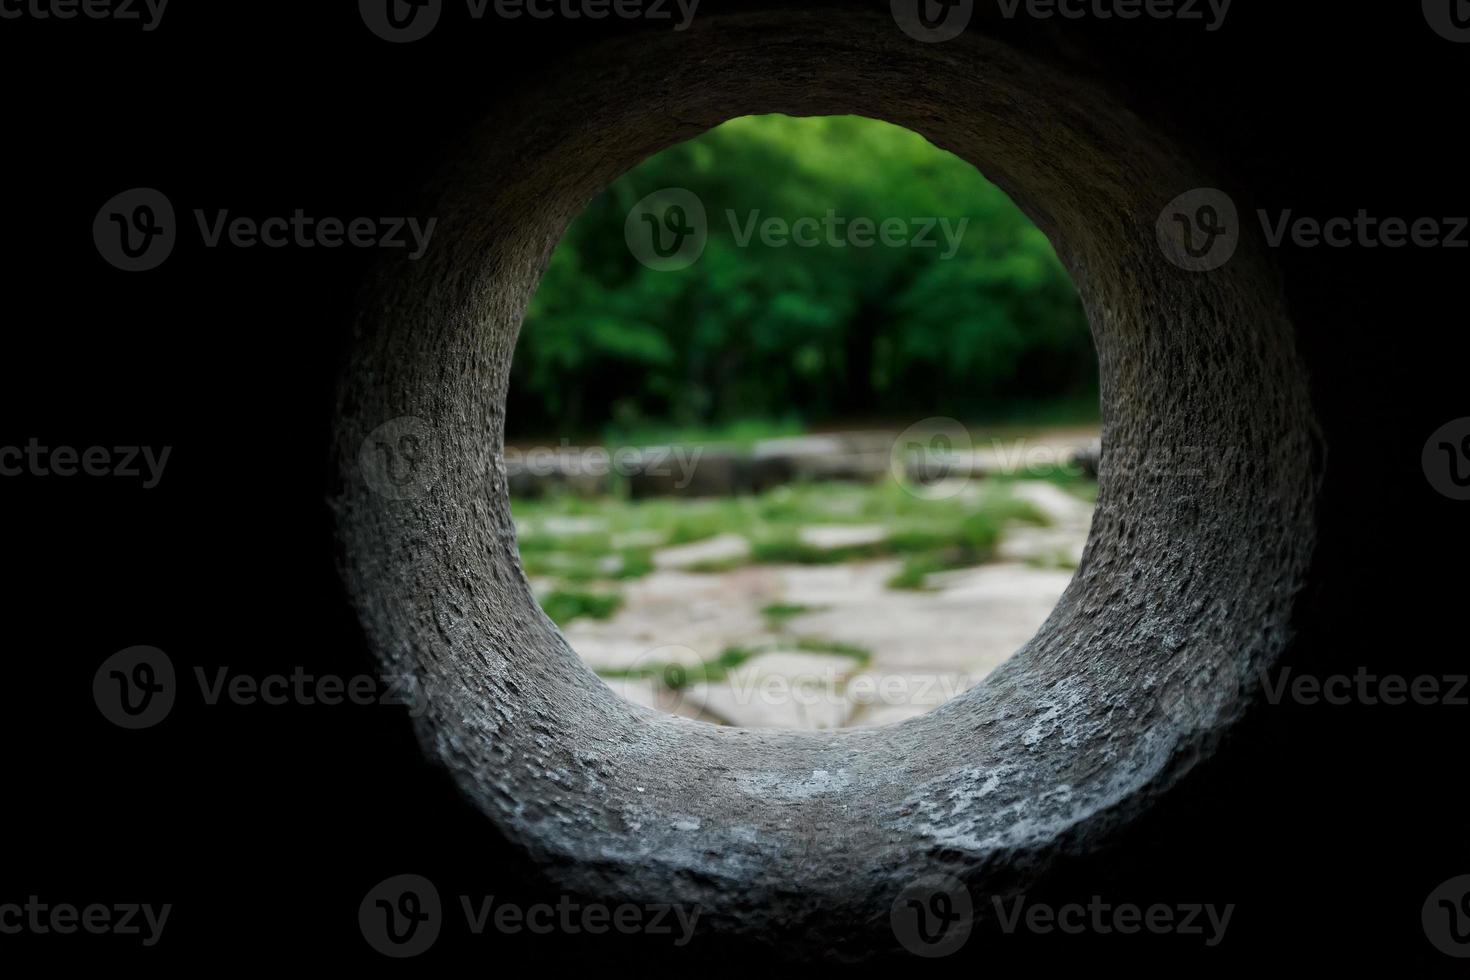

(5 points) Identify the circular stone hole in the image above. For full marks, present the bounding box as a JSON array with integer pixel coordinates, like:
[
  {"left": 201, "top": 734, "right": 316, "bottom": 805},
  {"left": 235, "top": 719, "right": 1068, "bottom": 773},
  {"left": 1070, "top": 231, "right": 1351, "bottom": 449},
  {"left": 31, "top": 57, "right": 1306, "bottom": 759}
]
[
  {"left": 332, "top": 9, "right": 1319, "bottom": 954},
  {"left": 503, "top": 113, "right": 1101, "bottom": 733}
]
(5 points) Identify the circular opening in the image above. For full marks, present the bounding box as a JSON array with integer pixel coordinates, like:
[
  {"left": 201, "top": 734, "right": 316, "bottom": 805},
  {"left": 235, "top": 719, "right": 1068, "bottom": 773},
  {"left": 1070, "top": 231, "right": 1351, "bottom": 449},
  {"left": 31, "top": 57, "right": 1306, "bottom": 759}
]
[
  {"left": 505, "top": 113, "right": 1100, "bottom": 731},
  {"left": 333, "top": 9, "right": 1318, "bottom": 953}
]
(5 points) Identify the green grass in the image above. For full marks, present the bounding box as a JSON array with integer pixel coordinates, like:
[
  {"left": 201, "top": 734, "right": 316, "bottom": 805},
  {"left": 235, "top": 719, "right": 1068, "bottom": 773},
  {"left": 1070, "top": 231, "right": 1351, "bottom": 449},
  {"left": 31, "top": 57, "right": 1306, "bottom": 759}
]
[
  {"left": 887, "top": 550, "right": 985, "bottom": 590},
  {"left": 748, "top": 535, "right": 875, "bottom": 564},
  {"left": 684, "top": 556, "right": 751, "bottom": 574},
  {"left": 664, "top": 510, "right": 741, "bottom": 545},
  {"left": 514, "top": 474, "right": 1070, "bottom": 616},
  {"left": 519, "top": 547, "right": 654, "bottom": 583},
  {"left": 790, "top": 637, "right": 872, "bottom": 661},
  {"left": 741, "top": 493, "right": 1045, "bottom": 587},
  {"left": 598, "top": 639, "right": 873, "bottom": 690},
  {"left": 539, "top": 589, "right": 624, "bottom": 626},
  {"left": 601, "top": 416, "right": 805, "bottom": 451},
  {"left": 1026, "top": 552, "right": 1081, "bottom": 571},
  {"left": 761, "top": 602, "right": 819, "bottom": 627},
  {"left": 599, "top": 645, "right": 757, "bottom": 689}
]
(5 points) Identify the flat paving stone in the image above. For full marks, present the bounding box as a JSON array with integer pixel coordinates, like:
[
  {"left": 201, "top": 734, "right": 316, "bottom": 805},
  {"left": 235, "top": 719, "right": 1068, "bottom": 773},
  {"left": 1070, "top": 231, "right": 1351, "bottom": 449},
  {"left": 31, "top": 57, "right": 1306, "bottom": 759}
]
[
  {"left": 1007, "top": 479, "right": 1094, "bottom": 526},
  {"left": 596, "top": 676, "right": 711, "bottom": 721},
  {"left": 691, "top": 652, "right": 859, "bottom": 730},
  {"left": 996, "top": 525, "right": 1087, "bottom": 565},
  {"left": 561, "top": 485, "right": 1094, "bottom": 729},
  {"left": 844, "top": 670, "right": 974, "bottom": 719},
  {"left": 652, "top": 532, "right": 751, "bottom": 569},
  {"left": 773, "top": 561, "right": 905, "bottom": 605},
  {"left": 611, "top": 529, "right": 665, "bottom": 549},
  {"left": 796, "top": 523, "right": 888, "bottom": 550},
  {"left": 847, "top": 671, "right": 978, "bottom": 728},
  {"left": 539, "top": 515, "right": 608, "bottom": 536},
  {"left": 563, "top": 568, "right": 777, "bottom": 664}
]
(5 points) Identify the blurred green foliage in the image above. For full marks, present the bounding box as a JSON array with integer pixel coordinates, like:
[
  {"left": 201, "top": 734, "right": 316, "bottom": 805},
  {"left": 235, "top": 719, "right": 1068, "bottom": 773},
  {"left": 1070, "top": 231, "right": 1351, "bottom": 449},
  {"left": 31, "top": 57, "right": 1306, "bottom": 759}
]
[{"left": 511, "top": 114, "right": 1094, "bottom": 439}]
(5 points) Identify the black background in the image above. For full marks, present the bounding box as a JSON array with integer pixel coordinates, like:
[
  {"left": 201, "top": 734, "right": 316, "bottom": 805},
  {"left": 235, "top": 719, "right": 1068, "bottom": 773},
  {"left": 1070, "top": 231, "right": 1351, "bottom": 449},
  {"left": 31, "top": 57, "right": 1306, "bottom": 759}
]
[{"left": 2, "top": 0, "right": 1464, "bottom": 970}]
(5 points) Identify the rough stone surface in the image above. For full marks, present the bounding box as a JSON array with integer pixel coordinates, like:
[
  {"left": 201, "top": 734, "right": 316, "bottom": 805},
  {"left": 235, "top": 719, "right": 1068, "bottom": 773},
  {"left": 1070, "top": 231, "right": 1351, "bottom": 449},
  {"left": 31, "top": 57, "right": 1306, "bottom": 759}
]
[{"left": 332, "top": 8, "right": 1320, "bottom": 958}]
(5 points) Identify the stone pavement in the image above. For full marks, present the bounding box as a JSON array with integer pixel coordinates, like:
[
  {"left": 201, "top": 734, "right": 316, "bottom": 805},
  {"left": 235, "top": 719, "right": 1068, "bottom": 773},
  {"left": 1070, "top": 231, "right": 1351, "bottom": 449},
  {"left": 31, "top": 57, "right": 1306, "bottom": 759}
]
[{"left": 563, "top": 479, "right": 1092, "bottom": 729}]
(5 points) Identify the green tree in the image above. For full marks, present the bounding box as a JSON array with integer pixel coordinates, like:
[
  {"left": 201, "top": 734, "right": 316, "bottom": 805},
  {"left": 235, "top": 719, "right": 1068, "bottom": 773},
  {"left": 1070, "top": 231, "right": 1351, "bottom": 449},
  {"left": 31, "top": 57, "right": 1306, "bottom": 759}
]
[{"left": 509, "top": 114, "right": 1094, "bottom": 438}]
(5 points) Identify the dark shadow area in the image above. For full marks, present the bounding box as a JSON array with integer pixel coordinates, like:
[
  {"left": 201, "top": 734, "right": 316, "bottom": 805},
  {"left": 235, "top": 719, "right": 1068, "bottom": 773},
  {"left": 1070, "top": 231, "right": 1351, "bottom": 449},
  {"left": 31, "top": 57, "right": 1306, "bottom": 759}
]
[{"left": 2, "top": 0, "right": 1464, "bottom": 970}]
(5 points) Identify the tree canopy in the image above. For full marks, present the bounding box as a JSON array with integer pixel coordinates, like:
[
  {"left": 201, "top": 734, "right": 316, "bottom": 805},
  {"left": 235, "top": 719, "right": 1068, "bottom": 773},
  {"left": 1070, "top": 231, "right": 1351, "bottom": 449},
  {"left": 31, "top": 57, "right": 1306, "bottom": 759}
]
[{"left": 510, "top": 114, "right": 1095, "bottom": 440}]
